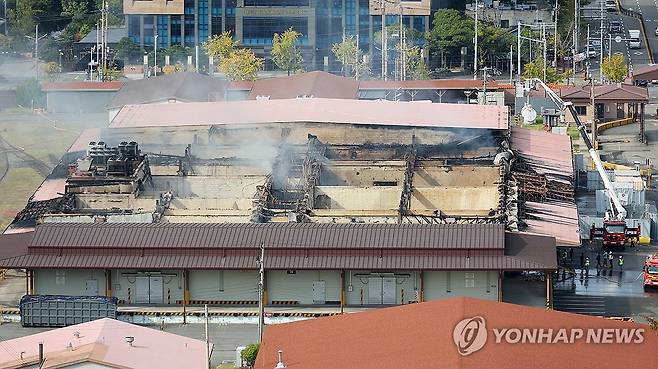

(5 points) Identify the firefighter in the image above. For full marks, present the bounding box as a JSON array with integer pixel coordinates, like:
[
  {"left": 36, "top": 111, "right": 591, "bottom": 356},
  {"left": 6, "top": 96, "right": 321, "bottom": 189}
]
[
  {"left": 609, "top": 252, "right": 615, "bottom": 271},
  {"left": 618, "top": 255, "right": 624, "bottom": 271},
  {"left": 596, "top": 252, "right": 602, "bottom": 268},
  {"left": 585, "top": 257, "right": 590, "bottom": 275}
]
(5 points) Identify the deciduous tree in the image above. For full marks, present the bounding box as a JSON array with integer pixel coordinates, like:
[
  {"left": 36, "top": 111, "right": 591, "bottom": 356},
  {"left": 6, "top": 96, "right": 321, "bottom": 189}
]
[
  {"left": 522, "top": 56, "right": 570, "bottom": 83},
  {"left": 601, "top": 54, "right": 628, "bottom": 83},
  {"left": 271, "top": 27, "right": 303, "bottom": 75},
  {"left": 219, "top": 48, "right": 263, "bottom": 81},
  {"left": 203, "top": 31, "right": 237, "bottom": 61},
  {"left": 332, "top": 36, "right": 369, "bottom": 79}
]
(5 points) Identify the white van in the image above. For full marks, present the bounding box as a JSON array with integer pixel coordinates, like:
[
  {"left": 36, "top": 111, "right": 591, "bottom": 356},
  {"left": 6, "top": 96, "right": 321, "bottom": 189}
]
[
  {"left": 605, "top": 0, "right": 617, "bottom": 11},
  {"left": 629, "top": 30, "right": 641, "bottom": 49}
]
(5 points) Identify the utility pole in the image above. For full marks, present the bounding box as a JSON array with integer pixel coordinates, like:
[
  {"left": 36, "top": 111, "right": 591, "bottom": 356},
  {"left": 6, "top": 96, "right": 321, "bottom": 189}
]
[
  {"left": 542, "top": 23, "right": 547, "bottom": 81},
  {"left": 586, "top": 23, "right": 590, "bottom": 78},
  {"left": 399, "top": 4, "right": 403, "bottom": 81},
  {"left": 3, "top": 0, "right": 7, "bottom": 35},
  {"left": 554, "top": 0, "right": 559, "bottom": 67},
  {"left": 355, "top": 34, "right": 359, "bottom": 80},
  {"left": 474, "top": 0, "right": 479, "bottom": 79},
  {"left": 591, "top": 76, "right": 597, "bottom": 148},
  {"left": 204, "top": 304, "right": 210, "bottom": 369},
  {"left": 25, "top": 25, "right": 46, "bottom": 81},
  {"left": 381, "top": 0, "right": 386, "bottom": 80},
  {"left": 599, "top": 0, "right": 604, "bottom": 82},
  {"left": 510, "top": 44, "right": 513, "bottom": 84},
  {"left": 257, "top": 241, "right": 265, "bottom": 342},
  {"left": 517, "top": 21, "right": 521, "bottom": 81},
  {"left": 573, "top": 0, "right": 578, "bottom": 84}
]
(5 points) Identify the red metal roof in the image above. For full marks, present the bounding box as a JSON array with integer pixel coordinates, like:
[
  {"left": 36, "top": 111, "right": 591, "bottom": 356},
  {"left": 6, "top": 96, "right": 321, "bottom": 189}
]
[
  {"left": 110, "top": 98, "right": 509, "bottom": 130},
  {"left": 358, "top": 79, "right": 499, "bottom": 90},
  {"left": 0, "top": 224, "right": 556, "bottom": 271},
  {"left": 248, "top": 71, "right": 359, "bottom": 99},
  {"left": 510, "top": 127, "right": 574, "bottom": 182},
  {"left": 41, "top": 81, "right": 123, "bottom": 91},
  {"left": 255, "top": 297, "right": 658, "bottom": 369},
  {"left": 558, "top": 83, "right": 648, "bottom": 102},
  {"left": 29, "top": 223, "right": 505, "bottom": 250},
  {"left": 524, "top": 201, "right": 581, "bottom": 247}
]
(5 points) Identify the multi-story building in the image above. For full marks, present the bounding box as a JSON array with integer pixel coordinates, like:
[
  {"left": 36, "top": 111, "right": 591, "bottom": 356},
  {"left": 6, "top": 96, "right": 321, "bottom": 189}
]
[{"left": 124, "top": 0, "right": 462, "bottom": 72}]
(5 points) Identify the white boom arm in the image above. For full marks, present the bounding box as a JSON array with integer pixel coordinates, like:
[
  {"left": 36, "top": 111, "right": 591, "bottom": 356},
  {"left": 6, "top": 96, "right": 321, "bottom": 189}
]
[{"left": 529, "top": 78, "right": 626, "bottom": 220}]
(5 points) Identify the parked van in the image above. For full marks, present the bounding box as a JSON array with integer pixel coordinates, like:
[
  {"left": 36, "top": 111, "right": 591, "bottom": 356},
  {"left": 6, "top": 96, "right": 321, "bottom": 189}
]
[
  {"left": 629, "top": 30, "right": 641, "bottom": 49},
  {"left": 605, "top": 0, "right": 617, "bottom": 11}
]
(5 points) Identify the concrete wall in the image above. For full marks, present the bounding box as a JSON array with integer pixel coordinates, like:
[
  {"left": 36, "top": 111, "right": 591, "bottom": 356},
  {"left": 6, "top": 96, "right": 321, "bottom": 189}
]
[
  {"left": 189, "top": 270, "right": 258, "bottom": 301},
  {"left": 319, "top": 164, "right": 404, "bottom": 186},
  {"left": 267, "top": 270, "right": 341, "bottom": 305},
  {"left": 413, "top": 166, "right": 500, "bottom": 187},
  {"left": 410, "top": 187, "right": 500, "bottom": 216},
  {"left": 313, "top": 186, "right": 400, "bottom": 210},
  {"left": 424, "top": 271, "right": 499, "bottom": 301},
  {"left": 34, "top": 269, "right": 107, "bottom": 296},
  {"left": 345, "top": 271, "right": 419, "bottom": 305}
]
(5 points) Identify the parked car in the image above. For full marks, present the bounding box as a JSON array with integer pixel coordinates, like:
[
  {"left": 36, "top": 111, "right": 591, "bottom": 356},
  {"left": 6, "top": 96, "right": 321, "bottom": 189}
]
[{"left": 605, "top": 0, "right": 617, "bottom": 11}]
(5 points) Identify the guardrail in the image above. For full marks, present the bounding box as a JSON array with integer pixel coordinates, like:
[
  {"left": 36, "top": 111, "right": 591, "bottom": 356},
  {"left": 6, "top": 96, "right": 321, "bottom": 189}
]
[
  {"left": 596, "top": 117, "right": 635, "bottom": 134},
  {"left": 617, "top": 0, "right": 655, "bottom": 64}
]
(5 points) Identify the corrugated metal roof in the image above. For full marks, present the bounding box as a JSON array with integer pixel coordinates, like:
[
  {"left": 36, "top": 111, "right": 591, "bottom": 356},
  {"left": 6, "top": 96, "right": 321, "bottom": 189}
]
[
  {"left": 248, "top": 71, "right": 359, "bottom": 100},
  {"left": 29, "top": 223, "right": 505, "bottom": 250},
  {"left": 109, "top": 98, "right": 509, "bottom": 130},
  {"left": 558, "top": 83, "right": 649, "bottom": 102},
  {"left": 524, "top": 201, "right": 581, "bottom": 246},
  {"left": 0, "top": 251, "right": 551, "bottom": 270},
  {"left": 510, "top": 127, "right": 574, "bottom": 181},
  {"left": 41, "top": 81, "right": 123, "bottom": 91},
  {"left": 358, "top": 79, "right": 499, "bottom": 90}
]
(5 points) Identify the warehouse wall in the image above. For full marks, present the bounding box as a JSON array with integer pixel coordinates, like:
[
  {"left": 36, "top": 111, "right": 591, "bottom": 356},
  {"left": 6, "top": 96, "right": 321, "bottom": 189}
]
[
  {"left": 345, "top": 271, "right": 419, "bottom": 305},
  {"left": 267, "top": 270, "right": 341, "bottom": 305},
  {"left": 46, "top": 91, "right": 115, "bottom": 113},
  {"left": 189, "top": 270, "right": 258, "bottom": 302},
  {"left": 423, "top": 271, "right": 499, "bottom": 301},
  {"left": 34, "top": 269, "right": 107, "bottom": 296}
]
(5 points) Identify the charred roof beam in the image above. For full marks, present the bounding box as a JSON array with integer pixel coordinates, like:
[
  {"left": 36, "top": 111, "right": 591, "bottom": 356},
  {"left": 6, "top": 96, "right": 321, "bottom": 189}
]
[{"left": 295, "top": 135, "right": 326, "bottom": 222}]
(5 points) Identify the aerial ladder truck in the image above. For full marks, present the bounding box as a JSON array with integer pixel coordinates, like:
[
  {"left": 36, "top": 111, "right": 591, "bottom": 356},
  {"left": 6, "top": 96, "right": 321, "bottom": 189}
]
[{"left": 529, "top": 79, "right": 640, "bottom": 248}]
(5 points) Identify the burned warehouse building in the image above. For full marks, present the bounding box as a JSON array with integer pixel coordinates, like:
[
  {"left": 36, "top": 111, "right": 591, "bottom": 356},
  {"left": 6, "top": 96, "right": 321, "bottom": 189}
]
[{"left": 0, "top": 98, "right": 577, "bottom": 308}]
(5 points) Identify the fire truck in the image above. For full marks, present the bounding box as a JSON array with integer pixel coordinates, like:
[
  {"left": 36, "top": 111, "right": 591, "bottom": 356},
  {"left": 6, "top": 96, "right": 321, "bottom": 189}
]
[
  {"left": 532, "top": 79, "right": 640, "bottom": 248},
  {"left": 643, "top": 253, "right": 658, "bottom": 289}
]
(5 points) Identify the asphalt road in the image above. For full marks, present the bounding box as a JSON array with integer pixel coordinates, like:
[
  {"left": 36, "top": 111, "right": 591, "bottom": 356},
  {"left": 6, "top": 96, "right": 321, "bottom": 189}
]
[
  {"left": 582, "top": 1, "right": 648, "bottom": 77},
  {"left": 623, "top": 0, "right": 658, "bottom": 64}
]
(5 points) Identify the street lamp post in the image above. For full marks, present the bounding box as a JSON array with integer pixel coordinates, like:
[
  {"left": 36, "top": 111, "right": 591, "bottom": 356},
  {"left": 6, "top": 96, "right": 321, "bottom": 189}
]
[
  {"left": 474, "top": 0, "right": 479, "bottom": 79},
  {"left": 58, "top": 49, "right": 62, "bottom": 72}
]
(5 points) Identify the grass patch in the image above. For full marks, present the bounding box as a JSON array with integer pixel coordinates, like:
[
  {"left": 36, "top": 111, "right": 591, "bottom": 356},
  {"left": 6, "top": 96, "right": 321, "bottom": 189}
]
[
  {"left": 0, "top": 167, "right": 45, "bottom": 230},
  {"left": 0, "top": 111, "right": 106, "bottom": 230}
]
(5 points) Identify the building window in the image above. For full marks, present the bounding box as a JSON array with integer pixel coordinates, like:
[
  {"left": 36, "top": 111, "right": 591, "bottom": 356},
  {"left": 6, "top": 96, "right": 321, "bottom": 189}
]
[
  {"left": 465, "top": 272, "right": 475, "bottom": 288},
  {"left": 171, "top": 16, "right": 182, "bottom": 45},
  {"left": 157, "top": 16, "right": 169, "bottom": 48},
  {"left": 128, "top": 15, "right": 141, "bottom": 44},
  {"left": 574, "top": 105, "right": 587, "bottom": 115},
  {"left": 242, "top": 17, "right": 308, "bottom": 46}
]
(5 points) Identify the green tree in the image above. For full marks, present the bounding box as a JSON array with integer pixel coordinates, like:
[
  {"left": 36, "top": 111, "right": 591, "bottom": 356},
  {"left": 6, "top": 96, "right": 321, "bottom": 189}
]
[
  {"left": 522, "top": 56, "right": 571, "bottom": 83},
  {"left": 426, "top": 9, "right": 473, "bottom": 68},
  {"left": 332, "top": 36, "right": 369, "bottom": 78},
  {"left": 15, "top": 79, "right": 45, "bottom": 108},
  {"left": 219, "top": 48, "right": 263, "bottom": 81},
  {"left": 241, "top": 343, "right": 260, "bottom": 368},
  {"left": 115, "top": 37, "right": 143, "bottom": 63},
  {"left": 601, "top": 54, "right": 628, "bottom": 83},
  {"left": 404, "top": 46, "right": 431, "bottom": 80},
  {"left": 203, "top": 31, "right": 237, "bottom": 61},
  {"left": 271, "top": 27, "right": 303, "bottom": 75}
]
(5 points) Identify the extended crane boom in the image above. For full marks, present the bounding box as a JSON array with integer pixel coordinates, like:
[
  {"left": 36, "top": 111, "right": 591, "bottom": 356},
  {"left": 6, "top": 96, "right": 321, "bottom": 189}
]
[{"left": 529, "top": 78, "right": 626, "bottom": 221}]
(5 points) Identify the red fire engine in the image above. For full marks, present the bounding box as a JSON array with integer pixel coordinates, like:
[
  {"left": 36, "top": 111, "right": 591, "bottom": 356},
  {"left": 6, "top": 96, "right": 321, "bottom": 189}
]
[{"left": 643, "top": 254, "right": 658, "bottom": 289}]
